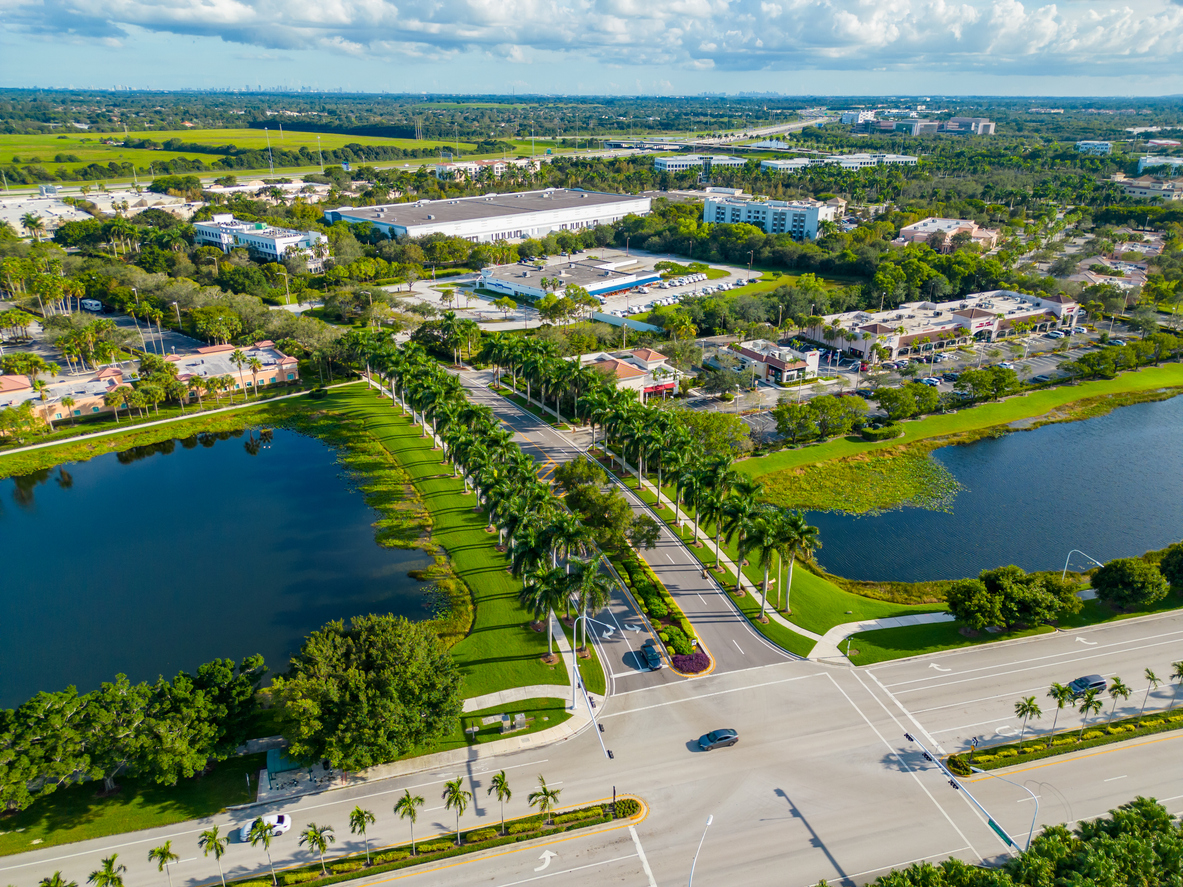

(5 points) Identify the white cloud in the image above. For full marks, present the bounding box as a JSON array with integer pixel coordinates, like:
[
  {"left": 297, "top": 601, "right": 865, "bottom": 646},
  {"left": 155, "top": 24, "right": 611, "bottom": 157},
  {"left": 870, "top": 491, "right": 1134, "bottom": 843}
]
[{"left": 2, "top": 0, "right": 1182, "bottom": 75}]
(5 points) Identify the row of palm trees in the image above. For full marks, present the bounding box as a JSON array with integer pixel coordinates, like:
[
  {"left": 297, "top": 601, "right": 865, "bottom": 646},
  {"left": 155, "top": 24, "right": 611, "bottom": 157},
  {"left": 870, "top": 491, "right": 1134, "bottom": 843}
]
[
  {"left": 479, "top": 333, "right": 824, "bottom": 620},
  {"left": 1012, "top": 662, "right": 1183, "bottom": 746},
  {"left": 369, "top": 339, "right": 617, "bottom": 656}
]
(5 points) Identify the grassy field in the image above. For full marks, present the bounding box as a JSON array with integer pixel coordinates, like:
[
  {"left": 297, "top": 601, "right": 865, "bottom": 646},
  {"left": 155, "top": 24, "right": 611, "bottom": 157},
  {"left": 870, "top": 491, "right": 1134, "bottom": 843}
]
[
  {"left": 0, "top": 754, "right": 264, "bottom": 857},
  {"left": 742, "top": 364, "right": 1183, "bottom": 488},
  {"left": 847, "top": 622, "right": 1054, "bottom": 665}
]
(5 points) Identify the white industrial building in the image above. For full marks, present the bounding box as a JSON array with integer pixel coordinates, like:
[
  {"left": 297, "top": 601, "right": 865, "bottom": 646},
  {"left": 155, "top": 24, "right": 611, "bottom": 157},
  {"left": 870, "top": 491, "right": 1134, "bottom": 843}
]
[
  {"left": 1138, "top": 155, "right": 1183, "bottom": 174},
  {"left": 702, "top": 194, "right": 839, "bottom": 240},
  {"left": 653, "top": 155, "right": 746, "bottom": 172},
  {"left": 479, "top": 257, "right": 661, "bottom": 301},
  {"left": 1076, "top": 141, "right": 1113, "bottom": 155},
  {"left": 760, "top": 153, "right": 917, "bottom": 174},
  {"left": 324, "top": 189, "right": 649, "bottom": 243},
  {"left": 192, "top": 214, "right": 327, "bottom": 268}
]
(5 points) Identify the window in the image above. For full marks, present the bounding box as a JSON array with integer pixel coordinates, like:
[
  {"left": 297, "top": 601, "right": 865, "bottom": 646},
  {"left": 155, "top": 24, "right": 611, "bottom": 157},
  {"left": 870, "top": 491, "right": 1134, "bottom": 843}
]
[
  {"left": 269, "top": 377, "right": 276, "bottom": 384},
  {"left": 287, "top": 373, "right": 295, "bottom": 380},
  {"left": 92, "top": 406, "right": 100, "bottom": 413},
  {"left": 74, "top": 409, "right": 81, "bottom": 416}
]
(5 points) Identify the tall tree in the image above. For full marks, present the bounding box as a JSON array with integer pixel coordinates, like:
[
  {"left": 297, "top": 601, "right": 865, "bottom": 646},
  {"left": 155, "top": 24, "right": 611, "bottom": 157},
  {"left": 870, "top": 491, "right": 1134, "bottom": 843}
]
[
  {"left": 87, "top": 856, "right": 127, "bottom": 887},
  {"left": 1138, "top": 669, "right": 1161, "bottom": 727},
  {"left": 442, "top": 777, "right": 472, "bottom": 846},
  {"left": 299, "top": 823, "right": 336, "bottom": 876},
  {"left": 528, "top": 775, "right": 562, "bottom": 825},
  {"left": 1106, "top": 676, "right": 1131, "bottom": 724},
  {"left": 349, "top": 807, "right": 376, "bottom": 866},
  {"left": 487, "top": 770, "right": 512, "bottom": 836},
  {"left": 1013, "top": 697, "right": 1041, "bottom": 747},
  {"left": 394, "top": 789, "right": 425, "bottom": 855},
  {"left": 1045, "top": 683, "right": 1073, "bottom": 746},
  {"left": 148, "top": 842, "right": 179, "bottom": 887},
  {"left": 197, "top": 827, "right": 228, "bottom": 887},
  {"left": 247, "top": 817, "right": 279, "bottom": 886}
]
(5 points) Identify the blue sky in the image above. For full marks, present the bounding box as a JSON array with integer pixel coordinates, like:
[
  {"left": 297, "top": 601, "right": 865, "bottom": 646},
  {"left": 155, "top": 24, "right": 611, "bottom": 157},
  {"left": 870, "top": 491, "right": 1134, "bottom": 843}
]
[{"left": 3, "top": 0, "right": 1183, "bottom": 95}]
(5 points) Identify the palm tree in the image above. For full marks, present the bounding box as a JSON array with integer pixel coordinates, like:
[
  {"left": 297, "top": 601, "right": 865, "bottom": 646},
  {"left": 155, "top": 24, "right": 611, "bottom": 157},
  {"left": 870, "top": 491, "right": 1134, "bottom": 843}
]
[
  {"left": 487, "top": 770, "right": 512, "bottom": 836},
  {"left": 528, "top": 775, "right": 562, "bottom": 825},
  {"left": 745, "top": 507, "right": 783, "bottom": 620},
  {"left": 1138, "top": 669, "right": 1161, "bottom": 726},
  {"left": 394, "top": 789, "right": 424, "bottom": 855},
  {"left": 230, "top": 348, "right": 248, "bottom": 401},
  {"left": 1171, "top": 661, "right": 1183, "bottom": 712},
  {"left": 88, "top": 855, "right": 127, "bottom": 887},
  {"left": 248, "top": 356, "right": 264, "bottom": 391},
  {"left": 349, "top": 806, "right": 376, "bottom": 866},
  {"left": 247, "top": 817, "right": 279, "bottom": 885},
  {"left": 40, "top": 873, "right": 78, "bottom": 887},
  {"left": 1045, "top": 682, "right": 1074, "bottom": 746},
  {"left": 698, "top": 488, "right": 728, "bottom": 572},
  {"left": 148, "top": 842, "right": 179, "bottom": 887},
  {"left": 21, "top": 212, "right": 46, "bottom": 241},
  {"left": 1077, "top": 689, "right": 1103, "bottom": 741},
  {"left": 569, "top": 554, "right": 615, "bottom": 651},
  {"left": 197, "top": 826, "right": 228, "bottom": 887},
  {"left": 780, "top": 510, "right": 820, "bottom": 616},
  {"left": 1013, "top": 697, "right": 1041, "bottom": 747},
  {"left": 299, "top": 823, "right": 335, "bottom": 875},
  {"left": 442, "top": 777, "right": 472, "bottom": 846},
  {"left": 520, "top": 566, "right": 568, "bottom": 662},
  {"left": 60, "top": 395, "right": 76, "bottom": 426},
  {"left": 1106, "top": 676, "right": 1130, "bottom": 724}
]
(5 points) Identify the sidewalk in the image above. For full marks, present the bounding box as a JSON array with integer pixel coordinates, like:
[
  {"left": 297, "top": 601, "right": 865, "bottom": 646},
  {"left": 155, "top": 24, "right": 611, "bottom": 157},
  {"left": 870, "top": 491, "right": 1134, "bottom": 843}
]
[{"left": 809, "top": 613, "right": 956, "bottom": 662}]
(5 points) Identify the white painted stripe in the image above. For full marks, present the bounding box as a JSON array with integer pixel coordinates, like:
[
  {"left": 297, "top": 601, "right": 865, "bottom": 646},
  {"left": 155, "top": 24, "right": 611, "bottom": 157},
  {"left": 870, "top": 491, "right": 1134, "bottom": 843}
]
[
  {"left": 630, "top": 826, "right": 658, "bottom": 887},
  {"left": 732, "top": 640, "right": 745, "bottom": 655},
  {"left": 494, "top": 854, "right": 639, "bottom": 887}
]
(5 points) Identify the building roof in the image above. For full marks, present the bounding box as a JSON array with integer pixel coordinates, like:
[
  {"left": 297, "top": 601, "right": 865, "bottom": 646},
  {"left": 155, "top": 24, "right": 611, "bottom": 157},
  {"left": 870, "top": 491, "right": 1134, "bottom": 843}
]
[
  {"left": 590, "top": 359, "right": 646, "bottom": 380},
  {"left": 859, "top": 322, "right": 897, "bottom": 335},
  {"left": 168, "top": 341, "right": 296, "bottom": 381},
  {"left": 0, "top": 374, "right": 31, "bottom": 393},
  {"left": 330, "top": 189, "right": 645, "bottom": 229},
  {"left": 629, "top": 348, "right": 666, "bottom": 361}
]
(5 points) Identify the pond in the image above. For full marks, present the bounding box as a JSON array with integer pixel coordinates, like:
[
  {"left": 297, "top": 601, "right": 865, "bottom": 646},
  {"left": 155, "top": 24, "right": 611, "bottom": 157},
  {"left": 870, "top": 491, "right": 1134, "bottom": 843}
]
[
  {"left": 808, "top": 394, "right": 1183, "bottom": 583},
  {"left": 0, "top": 428, "right": 434, "bottom": 709}
]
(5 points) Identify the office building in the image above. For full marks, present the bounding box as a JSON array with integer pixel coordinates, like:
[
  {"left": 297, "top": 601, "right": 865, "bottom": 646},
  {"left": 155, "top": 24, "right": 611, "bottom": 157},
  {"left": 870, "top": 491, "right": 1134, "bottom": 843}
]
[
  {"left": 1138, "top": 155, "right": 1183, "bottom": 174},
  {"left": 324, "top": 188, "right": 650, "bottom": 243},
  {"left": 896, "top": 218, "right": 1001, "bottom": 251},
  {"left": 1076, "top": 141, "right": 1113, "bottom": 155},
  {"left": 943, "top": 117, "right": 996, "bottom": 135},
  {"left": 479, "top": 257, "right": 661, "bottom": 301},
  {"left": 702, "top": 194, "right": 838, "bottom": 240},
  {"left": 193, "top": 214, "right": 328, "bottom": 269},
  {"left": 760, "top": 153, "right": 917, "bottom": 174},
  {"left": 1112, "top": 175, "right": 1183, "bottom": 201},
  {"left": 653, "top": 155, "right": 747, "bottom": 172}
]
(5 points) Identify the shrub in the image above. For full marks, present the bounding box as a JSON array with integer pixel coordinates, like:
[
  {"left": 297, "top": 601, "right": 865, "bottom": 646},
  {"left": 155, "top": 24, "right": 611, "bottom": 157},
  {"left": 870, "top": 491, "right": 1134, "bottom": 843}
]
[
  {"left": 1108, "top": 724, "right": 1136, "bottom": 734},
  {"left": 465, "top": 828, "right": 499, "bottom": 843},
  {"left": 373, "top": 851, "right": 408, "bottom": 864},
  {"left": 508, "top": 819, "right": 543, "bottom": 835},
  {"left": 672, "top": 651, "right": 711, "bottom": 673},
  {"left": 330, "top": 863, "right": 363, "bottom": 874},
  {"left": 973, "top": 755, "right": 996, "bottom": 765},
  {"left": 309, "top": 387, "right": 328, "bottom": 400},
  {"left": 1082, "top": 730, "right": 1104, "bottom": 740},
  {"left": 417, "top": 841, "right": 453, "bottom": 854},
  {"left": 1054, "top": 736, "right": 1076, "bottom": 746},
  {"left": 662, "top": 624, "right": 694, "bottom": 656},
  {"left": 996, "top": 748, "right": 1019, "bottom": 758},
  {"left": 554, "top": 807, "right": 603, "bottom": 825},
  {"left": 281, "top": 874, "right": 320, "bottom": 885},
  {"left": 1092, "top": 558, "right": 1169, "bottom": 609},
  {"left": 614, "top": 798, "right": 641, "bottom": 818},
  {"left": 861, "top": 424, "right": 903, "bottom": 442}
]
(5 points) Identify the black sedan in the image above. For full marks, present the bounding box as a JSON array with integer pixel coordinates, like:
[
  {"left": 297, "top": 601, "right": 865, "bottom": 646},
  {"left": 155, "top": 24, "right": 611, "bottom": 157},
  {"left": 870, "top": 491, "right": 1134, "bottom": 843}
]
[
  {"left": 640, "top": 639, "right": 663, "bottom": 670},
  {"left": 698, "top": 729, "right": 739, "bottom": 751}
]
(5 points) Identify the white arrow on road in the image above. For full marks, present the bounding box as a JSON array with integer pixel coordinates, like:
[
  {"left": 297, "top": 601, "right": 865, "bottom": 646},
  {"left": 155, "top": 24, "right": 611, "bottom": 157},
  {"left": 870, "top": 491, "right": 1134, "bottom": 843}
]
[
  {"left": 929, "top": 663, "right": 952, "bottom": 672},
  {"left": 535, "top": 850, "right": 559, "bottom": 872},
  {"left": 1076, "top": 637, "right": 1098, "bottom": 646},
  {"left": 599, "top": 626, "right": 616, "bottom": 639}
]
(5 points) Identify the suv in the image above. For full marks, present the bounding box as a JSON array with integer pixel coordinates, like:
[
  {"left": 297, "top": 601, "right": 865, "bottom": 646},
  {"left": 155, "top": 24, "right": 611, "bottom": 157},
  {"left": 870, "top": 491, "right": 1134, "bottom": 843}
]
[
  {"left": 640, "top": 639, "right": 663, "bottom": 670},
  {"left": 1068, "top": 674, "right": 1106, "bottom": 698}
]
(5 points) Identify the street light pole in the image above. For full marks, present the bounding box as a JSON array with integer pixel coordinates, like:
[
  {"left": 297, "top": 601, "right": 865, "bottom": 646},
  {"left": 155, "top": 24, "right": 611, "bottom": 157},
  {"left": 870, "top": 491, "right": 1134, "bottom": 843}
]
[
  {"left": 688, "top": 815, "right": 714, "bottom": 887},
  {"left": 971, "top": 767, "right": 1038, "bottom": 852},
  {"left": 1062, "top": 548, "right": 1105, "bottom": 582}
]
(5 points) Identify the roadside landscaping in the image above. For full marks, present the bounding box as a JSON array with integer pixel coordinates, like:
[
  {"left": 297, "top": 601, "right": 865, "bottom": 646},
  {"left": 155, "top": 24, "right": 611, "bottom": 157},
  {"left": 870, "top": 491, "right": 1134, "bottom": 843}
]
[
  {"left": 607, "top": 547, "right": 709, "bottom": 670},
  {"left": 226, "top": 798, "right": 643, "bottom": 887},
  {"left": 947, "top": 708, "right": 1183, "bottom": 775}
]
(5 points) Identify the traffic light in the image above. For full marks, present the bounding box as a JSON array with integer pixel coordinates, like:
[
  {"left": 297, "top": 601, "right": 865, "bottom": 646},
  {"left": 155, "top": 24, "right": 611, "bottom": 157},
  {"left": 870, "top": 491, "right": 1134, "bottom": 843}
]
[
  {"left": 905, "top": 733, "right": 915, "bottom": 742},
  {"left": 948, "top": 779, "right": 960, "bottom": 790},
  {"left": 607, "top": 750, "right": 615, "bottom": 759}
]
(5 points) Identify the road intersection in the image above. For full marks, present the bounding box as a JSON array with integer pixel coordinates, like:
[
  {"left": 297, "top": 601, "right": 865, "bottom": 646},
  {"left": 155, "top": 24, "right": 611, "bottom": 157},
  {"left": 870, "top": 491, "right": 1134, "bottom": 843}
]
[{"left": 4, "top": 377, "right": 1181, "bottom": 887}]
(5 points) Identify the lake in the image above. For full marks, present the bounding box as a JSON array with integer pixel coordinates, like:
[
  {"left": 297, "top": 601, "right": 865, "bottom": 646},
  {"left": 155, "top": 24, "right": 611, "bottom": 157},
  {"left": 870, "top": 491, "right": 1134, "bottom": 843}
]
[
  {"left": 0, "top": 428, "right": 434, "bottom": 709},
  {"left": 808, "top": 394, "right": 1183, "bottom": 582}
]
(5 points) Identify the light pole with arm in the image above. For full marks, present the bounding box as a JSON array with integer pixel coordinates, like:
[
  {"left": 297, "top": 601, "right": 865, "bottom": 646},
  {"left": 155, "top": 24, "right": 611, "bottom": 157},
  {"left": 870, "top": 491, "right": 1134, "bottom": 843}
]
[
  {"left": 688, "top": 815, "right": 714, "bottom": 887},
  {"left": 1062, "top": 549, "right": 1105, "bottom": 582},
  {"left": 971, "top": 767, "right": 1038, "bottom": 852}
]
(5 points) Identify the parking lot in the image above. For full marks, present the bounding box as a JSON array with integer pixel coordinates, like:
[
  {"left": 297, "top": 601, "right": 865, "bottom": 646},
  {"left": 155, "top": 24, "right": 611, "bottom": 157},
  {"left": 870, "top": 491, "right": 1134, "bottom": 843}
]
[{"left": 598, "top": 265, "right": 750, "bottom": 319}]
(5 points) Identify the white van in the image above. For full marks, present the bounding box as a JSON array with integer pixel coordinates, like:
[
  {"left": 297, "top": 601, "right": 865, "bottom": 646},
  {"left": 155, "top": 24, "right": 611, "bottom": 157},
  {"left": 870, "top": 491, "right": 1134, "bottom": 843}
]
[{"left": 80, "top": 299, "right": 103, "bottom": 312}]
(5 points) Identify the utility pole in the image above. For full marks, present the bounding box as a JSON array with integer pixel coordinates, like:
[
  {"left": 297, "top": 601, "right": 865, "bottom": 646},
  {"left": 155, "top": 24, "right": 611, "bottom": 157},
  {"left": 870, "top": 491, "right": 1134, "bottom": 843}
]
[
  {"left": 265, "top": 127, "right": 275, "bottom": 176},
  {"left": 317, "top": 136, "right": 324, "bottom": 173}
]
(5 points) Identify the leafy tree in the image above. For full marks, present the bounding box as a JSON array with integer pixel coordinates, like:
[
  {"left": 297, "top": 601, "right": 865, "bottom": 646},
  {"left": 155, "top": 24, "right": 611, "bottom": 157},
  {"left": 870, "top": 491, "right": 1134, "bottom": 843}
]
[
  {"left": 945, "top": 566, "right": 1080, "bottom": 630},
  {"left": 810, "top": 394, "right": 864, "bottom": 439},
  {"left": 1092, "top": 558, "right": 1170, "bottom": 611},
  {"left": 553, "top": 455, "right": 606, "bottom": 494},
  {"left": 874, "top": 386, "right": 917, "bottom": 421},
  {"left": 1158, "top": 542, "right": 1183, "bottom": 589},
  {"left": 274, "top": 615, "right": 462, "bottom": 769},
  {"left": 771, "top": 399, "right": 817, "bottom": 444}
]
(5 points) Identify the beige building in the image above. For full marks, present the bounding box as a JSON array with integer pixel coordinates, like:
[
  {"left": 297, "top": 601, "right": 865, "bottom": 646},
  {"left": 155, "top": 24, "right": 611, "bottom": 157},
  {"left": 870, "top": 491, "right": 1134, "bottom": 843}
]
[
  {"left": 572, "top": 348, "right": 681, "bottom": 402},
  {"left": 0, "top": 367, "right": 131, "bottom": 426},
  {"left": 169, "top": 341, "right": 299, "bottom": 393},
  {"left": 896, "top": 218, "right": 1001, "bottom": 251},
  {"left": 1111, "top": 175, "right": 1183, "bottom": 201}
]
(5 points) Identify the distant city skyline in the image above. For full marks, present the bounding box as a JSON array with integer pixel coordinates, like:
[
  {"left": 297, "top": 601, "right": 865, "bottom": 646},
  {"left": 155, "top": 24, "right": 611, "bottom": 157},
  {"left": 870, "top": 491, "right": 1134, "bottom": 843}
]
[{"left": 3, "top": 0, "right": 1183, "bottom": 96}]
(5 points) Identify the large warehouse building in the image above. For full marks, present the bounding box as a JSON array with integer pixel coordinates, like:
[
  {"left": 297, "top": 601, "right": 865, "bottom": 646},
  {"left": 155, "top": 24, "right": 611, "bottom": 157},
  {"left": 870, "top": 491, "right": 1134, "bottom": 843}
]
[{"left": 323, "top": 188, "right": 650, "bottom": 242}]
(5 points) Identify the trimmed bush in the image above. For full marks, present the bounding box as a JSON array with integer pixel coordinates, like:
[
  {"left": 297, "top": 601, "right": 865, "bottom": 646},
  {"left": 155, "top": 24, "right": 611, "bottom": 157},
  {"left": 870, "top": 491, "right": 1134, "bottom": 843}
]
[
  {"left": 672, "top": 651, "right": 711, "bottom": 673},
  {"left": 373, "top": 851, "right": 409, "bottom": 864},
  {"left": 1082, "top": 729, "right": 1103, "bottom": 740},
  {"left": 417, "top": 841, "right": 454, "bottom": 854},
  {"left": 662, "top": 624, "right": 694, "bottom": 656},
  {"left": 465, "top": 828, "right": 499, "bottom": 843},
  {"left": 281, "top": 874, "right": 320, "bottom": 885},
  {"left": 861, "top": 424, "right": 903, "bottom": 441},
  {"left": 331, "top": 863, "right": 363, "bottom": 874},
  {"left": 614, "top": 798, "right": 641, "bottom": 818},
  {"left": 553, "top": 807, "right": 602, "bottom": 825}
]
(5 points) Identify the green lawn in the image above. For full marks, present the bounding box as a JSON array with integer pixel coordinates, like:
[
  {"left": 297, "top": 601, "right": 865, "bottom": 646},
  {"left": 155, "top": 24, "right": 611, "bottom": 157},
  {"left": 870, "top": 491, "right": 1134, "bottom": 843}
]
[
  {"left": 0, "top": 754, "right": 264, "bottom": 857},
  {"left": 448, "top": 698, "right": 571, "bottom": 751},
  {"left": 741, "top": 363, "right": 1183, "bottom": 482},
  {"left": 327, "top": 386, "right": 576, "bottom": 698},
  {"left": 846, "top": 622, "right": 1055, "bottom": 666}
]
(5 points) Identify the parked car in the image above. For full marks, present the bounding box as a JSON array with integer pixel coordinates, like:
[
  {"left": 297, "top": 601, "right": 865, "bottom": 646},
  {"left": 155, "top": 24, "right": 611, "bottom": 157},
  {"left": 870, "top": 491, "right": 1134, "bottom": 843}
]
[
  {"left": 1072, "top": 326, "right": 1088, "bottom": 334},
  {"left": 1110, "top": 339, "right": 1127, "bottom": 347},
  {"left": 999, "top": 361, "right": 1015, "bottom": 369},
  {"left": 240, "top": 814, "right": 291, "bottom": 842},
  {"left": 640, "top": 638, "right": 663, "bottom": 670},
  {"left": 1069, "top": 675, "right": 1107, "bottom": 698},
  {"left": 920, "top": 377, "right": 941, "bottom": 387},
  {"left": 1046, "top": 330, "right": 1065, "bottom": 339},
  {"left": 698, "top": 729, "right": 739, "bottom": 751},
  {"left": 1032, "top": 374, "right": 1052, "bottom": 383},
  {"left": 942, "top": 372, "right": 960, "bottom": 381}
]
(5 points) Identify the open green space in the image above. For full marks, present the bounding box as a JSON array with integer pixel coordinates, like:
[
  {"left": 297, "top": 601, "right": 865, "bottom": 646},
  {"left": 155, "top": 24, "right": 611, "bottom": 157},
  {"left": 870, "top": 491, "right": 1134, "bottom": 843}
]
[
  {"left": 0, "top": 754, "right": 263, "bottom": 857},
  {"left": 326, "top": 385, "right": 574, "bottom": 698},
  {"left": 437, "top": 698, "right": 571, "bottom": 753},
  {"left": 847, "top": 621, "right": 1053, "bottom": 666},
  {"left": 742, "top": 363, "right": 1183, "bottom": 486}
]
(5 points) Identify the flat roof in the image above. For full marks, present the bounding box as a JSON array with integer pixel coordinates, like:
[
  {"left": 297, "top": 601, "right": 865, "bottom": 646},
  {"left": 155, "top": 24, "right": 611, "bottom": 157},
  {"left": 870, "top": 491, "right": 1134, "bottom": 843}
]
[{"left": 330, "top": 189, "right": 646, "bottom": 228}]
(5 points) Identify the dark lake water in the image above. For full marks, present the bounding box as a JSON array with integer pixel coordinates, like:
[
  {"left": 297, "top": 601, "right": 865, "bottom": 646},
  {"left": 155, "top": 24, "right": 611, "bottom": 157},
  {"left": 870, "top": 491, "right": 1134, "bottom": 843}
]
[
  {"left": 809, "top": 394, "right": 1183, "bottom": 582},
  {"left": 0, "top": 429, "right": 433, "bottom": 709}
]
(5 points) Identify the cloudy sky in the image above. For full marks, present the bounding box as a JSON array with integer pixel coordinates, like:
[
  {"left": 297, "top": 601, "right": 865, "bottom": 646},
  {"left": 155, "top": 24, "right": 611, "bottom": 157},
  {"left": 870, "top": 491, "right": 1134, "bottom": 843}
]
[{"left": 3, "top": 0, "right": 1183, "bottom": 95}]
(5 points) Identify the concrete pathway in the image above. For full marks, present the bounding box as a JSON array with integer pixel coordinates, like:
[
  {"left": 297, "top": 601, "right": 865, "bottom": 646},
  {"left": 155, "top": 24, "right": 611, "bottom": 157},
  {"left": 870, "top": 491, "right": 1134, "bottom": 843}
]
[{"left": 809, "top": 613, "right": 956, "bottom": 662}]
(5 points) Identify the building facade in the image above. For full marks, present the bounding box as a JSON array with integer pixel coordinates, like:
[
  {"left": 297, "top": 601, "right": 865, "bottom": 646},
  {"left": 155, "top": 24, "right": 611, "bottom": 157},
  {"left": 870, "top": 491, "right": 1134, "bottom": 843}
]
[
  {"left": 571, "top": 348, "right": 681, "bottom": 402},
  {"left": 193, "top": 214, "right": 328, "bottom": 269},
  {"left": 1113, "top": 175, "right": 1183, "bottom": 201},
  {"left": 1138, "top": 155, "right": 1183, "bottom": 174},
  {"left": 729, "top": 340, "right": 820, "bottom": 383},
  {"left": 702, "top": 195, "right": 839, "bottom": 239},
  {"left": 1076, "top": 141, "right": 1113, "bottom": 155},
  {"left": 653, "top": 155, "right": 746, "bottom": 173},
  {"left": 896, "top": 217, "right": 1001, "bottom": 251},
  {"left": 324, "top": 189, "right": 650, "bottom": 243},
  {"left": 479, "top": 257, "right": 661, "bottom": 301},
  {"left": 760, "top": 153, "right": 917, "bottom": 174}
]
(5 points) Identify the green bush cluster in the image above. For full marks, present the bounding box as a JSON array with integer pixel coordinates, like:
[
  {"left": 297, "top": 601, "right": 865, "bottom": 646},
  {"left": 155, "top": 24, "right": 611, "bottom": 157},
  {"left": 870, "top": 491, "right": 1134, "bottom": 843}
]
[
  {"left": 553, "top": 807, "right": 602, "bottom": 825},
  {"left": 465, "top": 828, "right": 499, "bottom": 843},
  {"left": 861, "top": 424, "right": 903, "bottom": 442},
  {"left": 615, "top": 550, "right": 697, "bottom": 649},
  {"left": 417, "top": 841, "right": 454, "bottom": 854},
  {"left": 508, "top": 820, "right": 540, "bottom": 835},
  {"left": 329, "top": 863, "right": 362, "bottom": 874},
  {"left": 659, "top": 625, "right": 694, "bottom": 656},
  {"left": 281, "top": 873, "right": 321, "bottom": 885},
  {"left": 614, "top": 798, "right": 641, "bottom": 818},
  {"left": 372, "top": 851, "right": 408, "bottom": 865}
]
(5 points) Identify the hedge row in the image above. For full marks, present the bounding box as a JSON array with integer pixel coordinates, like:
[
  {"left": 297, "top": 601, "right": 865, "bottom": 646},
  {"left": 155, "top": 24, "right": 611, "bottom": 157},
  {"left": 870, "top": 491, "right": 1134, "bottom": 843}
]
[
  {"left": 861, "top": 424, "right": 903, "bottom": 441},
  {"left": 947, "top": 709, "right": 1183, "bottom": 775},
  {"left": 613, "top": 548, "right": 698, "bottom": 655}
]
